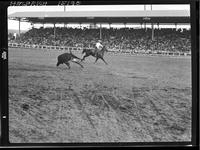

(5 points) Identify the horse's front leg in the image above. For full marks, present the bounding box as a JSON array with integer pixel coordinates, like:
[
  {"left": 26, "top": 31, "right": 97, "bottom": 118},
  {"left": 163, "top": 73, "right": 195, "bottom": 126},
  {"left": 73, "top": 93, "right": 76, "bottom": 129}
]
[
  {"left": 100, "top": 57, "right": 108, "bottom": 65},
  {"left": 94, "top": 57, "right": 99, "bottom": 64}
]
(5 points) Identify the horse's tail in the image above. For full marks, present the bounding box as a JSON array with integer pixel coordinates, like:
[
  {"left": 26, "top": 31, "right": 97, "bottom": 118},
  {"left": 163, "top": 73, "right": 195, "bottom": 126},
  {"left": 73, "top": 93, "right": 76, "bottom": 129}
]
[{"left": 82, "top": 49, "right": 86, "bottom": 54}]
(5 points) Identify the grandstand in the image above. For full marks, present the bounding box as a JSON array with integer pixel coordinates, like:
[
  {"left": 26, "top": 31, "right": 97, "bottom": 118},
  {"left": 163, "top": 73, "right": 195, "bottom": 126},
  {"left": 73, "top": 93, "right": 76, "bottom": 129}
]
[{"left": 8, "top": 10, "right": 191, "bottom": 55}]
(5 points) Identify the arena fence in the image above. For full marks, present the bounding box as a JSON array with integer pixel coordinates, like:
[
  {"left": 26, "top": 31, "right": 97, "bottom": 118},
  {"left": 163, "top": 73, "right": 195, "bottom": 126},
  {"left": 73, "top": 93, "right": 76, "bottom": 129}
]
[{"left": 8, "top": 42, "right": 191, "bottom": 56}]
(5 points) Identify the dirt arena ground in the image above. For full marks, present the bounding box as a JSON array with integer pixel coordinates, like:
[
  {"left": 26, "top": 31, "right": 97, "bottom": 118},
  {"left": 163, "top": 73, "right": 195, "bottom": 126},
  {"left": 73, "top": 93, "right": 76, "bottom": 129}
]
[{"left": 8, "top": 48, "right": 191, "bottom": 143}]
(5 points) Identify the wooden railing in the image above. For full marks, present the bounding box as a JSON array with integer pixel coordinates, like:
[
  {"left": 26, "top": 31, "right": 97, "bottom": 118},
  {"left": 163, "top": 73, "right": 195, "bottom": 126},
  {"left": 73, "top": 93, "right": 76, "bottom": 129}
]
[{"left": 8, "top": 42, "right": 191, "bottom": 56}]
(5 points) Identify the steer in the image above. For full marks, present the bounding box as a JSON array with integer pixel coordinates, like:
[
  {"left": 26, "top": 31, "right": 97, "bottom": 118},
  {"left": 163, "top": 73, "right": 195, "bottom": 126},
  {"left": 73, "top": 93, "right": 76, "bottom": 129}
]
[{"left": 56, "top": 52, "right": 84, "bottom": 69}]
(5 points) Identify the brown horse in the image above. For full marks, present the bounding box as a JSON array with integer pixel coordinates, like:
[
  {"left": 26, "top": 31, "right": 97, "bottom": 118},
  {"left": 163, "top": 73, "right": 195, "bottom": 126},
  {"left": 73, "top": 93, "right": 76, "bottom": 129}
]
[{"left": 81, "top": 46, "right": 108, "bottom": 65}]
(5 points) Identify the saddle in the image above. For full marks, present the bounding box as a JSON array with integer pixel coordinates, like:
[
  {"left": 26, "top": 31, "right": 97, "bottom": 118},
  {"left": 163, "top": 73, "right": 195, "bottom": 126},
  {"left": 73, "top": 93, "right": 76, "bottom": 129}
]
[
  {"left": 94, "top": 47, "right": 103, "bottom": 57},
  {"left": 96, "top": 46, "right": 103, "bottom": 52}
]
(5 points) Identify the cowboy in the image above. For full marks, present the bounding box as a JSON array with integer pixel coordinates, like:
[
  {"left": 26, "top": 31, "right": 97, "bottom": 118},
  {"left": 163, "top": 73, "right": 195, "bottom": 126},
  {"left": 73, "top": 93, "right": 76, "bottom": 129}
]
[{"left": 95, "top": 39, "right": 103, "bottom": 53}]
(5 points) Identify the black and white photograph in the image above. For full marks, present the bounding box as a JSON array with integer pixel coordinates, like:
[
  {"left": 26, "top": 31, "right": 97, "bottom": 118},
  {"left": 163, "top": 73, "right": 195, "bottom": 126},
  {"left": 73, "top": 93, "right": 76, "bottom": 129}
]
[{"left": 8, "top": 4, "right": 192, "bottom": 143}]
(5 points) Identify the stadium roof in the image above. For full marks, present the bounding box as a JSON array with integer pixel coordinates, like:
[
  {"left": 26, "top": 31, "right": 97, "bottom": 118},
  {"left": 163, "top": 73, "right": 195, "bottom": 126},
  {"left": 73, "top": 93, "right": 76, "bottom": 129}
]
[{"left": 8, "top": 10, "right": 190, "bottom": 23}]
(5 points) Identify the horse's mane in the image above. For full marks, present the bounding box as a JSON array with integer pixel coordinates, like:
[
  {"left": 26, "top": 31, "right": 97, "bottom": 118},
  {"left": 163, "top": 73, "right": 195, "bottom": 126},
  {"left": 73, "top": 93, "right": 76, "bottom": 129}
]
[{"left": 82, "top": 46, "right": 107, "bottom": 53}]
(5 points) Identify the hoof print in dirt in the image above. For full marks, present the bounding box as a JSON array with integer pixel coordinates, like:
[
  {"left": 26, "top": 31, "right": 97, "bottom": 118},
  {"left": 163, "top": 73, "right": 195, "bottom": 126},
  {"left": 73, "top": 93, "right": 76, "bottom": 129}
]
[
  {"left": 91, "top": 94, "right": 103, "bottom": 106},
  {"left": 68, "top": 86, "right": 73, "bottom": 91},
  {"left": 21, "top": 103, "right": 30, "bottom": 111},
  {"left": 119, "top": 105, "right": 129, "bottom": 112}
]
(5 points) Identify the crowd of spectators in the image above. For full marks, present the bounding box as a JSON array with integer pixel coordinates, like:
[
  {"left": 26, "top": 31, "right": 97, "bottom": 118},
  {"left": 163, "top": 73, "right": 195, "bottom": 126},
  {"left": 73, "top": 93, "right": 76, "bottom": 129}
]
[{"left": 9, "top": 27, "right": 191, "bottom": 52}]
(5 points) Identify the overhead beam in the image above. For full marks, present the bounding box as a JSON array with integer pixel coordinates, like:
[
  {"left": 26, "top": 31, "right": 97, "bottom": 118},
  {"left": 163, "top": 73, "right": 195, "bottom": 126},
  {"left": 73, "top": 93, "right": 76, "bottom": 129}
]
[
  {"left": 8, "top": 10, "right": 190, "bottom": 18},
  {"left": 100, "top": 24, "right": 102, "bottom": 39},
  {"left": 9, "top": 17, "right": 190, "bottom": 24},
  {"left": 18, "top": 18, "right": 21, "bottom": 37},
  {"left": 54, "top": 23, "right": 56, "bottom": 39},
  {"left": 151, "top": 23, "right": 154, "bottom": 40}
]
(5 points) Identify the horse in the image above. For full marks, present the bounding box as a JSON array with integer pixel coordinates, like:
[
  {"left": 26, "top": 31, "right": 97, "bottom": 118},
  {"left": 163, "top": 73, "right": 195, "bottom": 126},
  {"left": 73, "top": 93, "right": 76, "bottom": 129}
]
[
  {"left": 56, "top": 51, "right": 84, "bottom": 69},
  {"left": 81, "top": 46, "right": 109, "bottom": 65}
]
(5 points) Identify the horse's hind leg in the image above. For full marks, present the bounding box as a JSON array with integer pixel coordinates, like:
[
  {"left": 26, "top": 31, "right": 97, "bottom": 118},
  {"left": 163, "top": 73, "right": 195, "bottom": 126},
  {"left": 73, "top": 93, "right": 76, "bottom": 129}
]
[
  {"left": 81, "top": 55, "right": 86, "bottom": 61},
  {"left": 81, "top": 54, "right": 89, "bottom": 62}
]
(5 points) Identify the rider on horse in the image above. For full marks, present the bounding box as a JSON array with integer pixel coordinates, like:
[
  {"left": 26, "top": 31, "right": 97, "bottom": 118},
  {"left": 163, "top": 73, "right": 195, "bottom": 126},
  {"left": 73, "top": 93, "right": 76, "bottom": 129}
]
[
  {"left": 81, "top": 39, "right": 108, "bottom": 65},
  {"left": 95, "top": 39, "right": 103, "bottom": 54}
]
